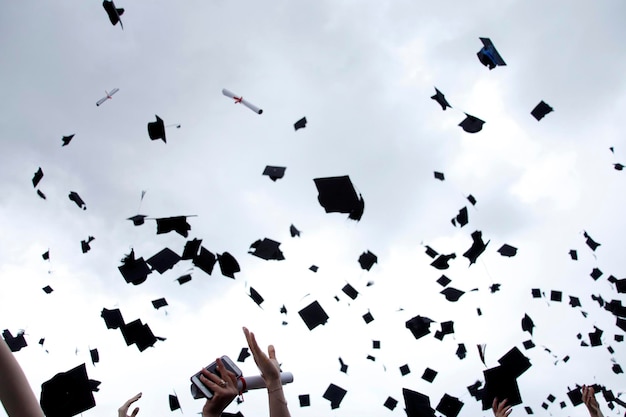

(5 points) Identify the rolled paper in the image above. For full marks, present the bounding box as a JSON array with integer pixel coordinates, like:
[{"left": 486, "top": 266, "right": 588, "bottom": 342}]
[
  {"left": 238, "top": 372, "right": 293, "bottom": 392},
  {"left": 222, "top": 88, "right": 263, "bottom": 114}
]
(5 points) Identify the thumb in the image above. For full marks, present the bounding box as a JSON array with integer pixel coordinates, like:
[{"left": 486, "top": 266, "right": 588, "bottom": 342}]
[{"left": 268, "top": 345, "right": 276, "bottom": 360}]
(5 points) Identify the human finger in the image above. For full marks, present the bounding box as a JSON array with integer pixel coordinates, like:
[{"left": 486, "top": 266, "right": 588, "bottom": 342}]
[
  {"left": 268, "top": 345, "right": 276, "bottom": 360},
  {"left": 200, "top": 368, "right": 227, "bottom": 388},
  {"left": 130, "top": 407, "right": 140, "bottom": 417}
]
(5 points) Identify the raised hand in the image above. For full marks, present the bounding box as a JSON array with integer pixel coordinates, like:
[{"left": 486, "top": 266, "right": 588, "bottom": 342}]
[
  {"left": 200, "top": 358, "right": 239, "bottom": 417},
  {"left": 583, "top": 385, "right": 603, "bottom": 417},
  {"left": 492, "top": 398, "right": 513, "bottom": 417},
  {"left": 243, "top": 327, "right": 281, "bottom": 385},
  {"left": 118, "top": 393, "right": 141, "bottom": 417}
]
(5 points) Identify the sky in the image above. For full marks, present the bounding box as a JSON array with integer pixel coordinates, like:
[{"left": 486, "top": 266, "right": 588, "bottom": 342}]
[{"left": 1, "top": 0, "right": 626, "bottom": 416}]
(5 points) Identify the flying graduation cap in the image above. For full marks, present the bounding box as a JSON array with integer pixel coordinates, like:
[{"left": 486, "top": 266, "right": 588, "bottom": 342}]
[
  {"left": 263, "top": 166, "right": 286, "bottom": 181},
  {"left": 477, "top": 37, "right": 506, "bottom": 69},
  {"left": 40, "top": 363, "right": 101, "bottom": 417},
  {"left": 358, "top": 251, "right": 377, "bottom": 271},
  {"left": 531, "top": 101, "right": 553, "bottom": 121},
  {"left": 102, "top": 0, "right": 124, "bottom": 29},
  {"left": 68, "top": 191, "right": 87, "bottom": 210},
  {"left": 314, "top": 176, "right": 364, "bottom": 221},
  {"left": 431, "top": 88, "right": 451, "bottom": 111},
  {"left": 147, "top": 115, "right": 166, "bottom": 143},
  {"left": 32, "top": 167, "right": 44, "bottom": 187},
  {"left": 61, "top": 134, "right": 75, "bottom": 146},
  {"left": 463, "top": 231, "right": 489, "bottom": 265},
  {"left": 294, "top": 117, "right": 307, "bottom": 130},
  {"left": 459, "top": 114, "right": 485, "bottom": 133}
]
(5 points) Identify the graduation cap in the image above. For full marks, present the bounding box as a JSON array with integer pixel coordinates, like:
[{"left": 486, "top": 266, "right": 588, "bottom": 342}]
[
  {"left": 583, "top": 231, "right": 601, "bottom": 251},
  {"left": 532, "top": 288, "right": 542, "bottom": 298},
  {"left": 68, "top": 191, "right": 86, "bottom": 210},
  {"left": 452, "top": 207, "right": 468, "bottom": 227},
  {"left": 338, "top": 357, "right": 348, "bottom": 373},
  {"left": 43, "top": 285, "right": 54, "bottom": 294},
  {"left": 477, "top": 37, "right": 506, "bottom": 69},
  {"left": 182, "top": 238, "right": 202, "bottom": 260},
  {"left": 151, "top": 298, "right": 168, "bottom": 309},
  {"left": 127, "top": 215, "right": 148, "bottom": 226},
  {"left": 569, "top": 249, "right": 578, "bottom": 260},
  {"left": 569, "top": 296, "right": 581, "bottom": 307},
  {"left": 120, "top": 319, "right": 158, "bottom": 352},
  {"left": 424, "top": 245, "right": 438, "bottom": 258},
  {"left": 342, "top": 283, "right": 359, "bottom": 300},
  {"left": 405, "top": 315, "right": 433, "bottom": 339},
  {"left": 431, "top": 88, "right": 451, "bottom": 111},
  {"left": 169, "top": 393, "right": 181, "bottom": 411},
  {"left": 37, "top": 190, "right": 47, "bottom": 200},
  {"left": 3, "top": 329, "right": 27, "bottom": 352},
  {"left": 323, "top": 384, "right": 347, "bottom": 409},
  {"left": 422, "top": 368, "right": 438, "bottom": 382},
  {"left": 175, "top": 274, "right": 192, "bottom": 285},
  {"left": 403, "top": 388, "right": 435, "bottom": 417},
  {"left": 590, "top": 268, "right": 603, "bottom": 280},
  {"left": 498, "top": 244, "right": 517, "bottom": 257},
  {"left": 614, "top": 163, "right": 624, "bottom": 171},
  {"left": 40, "top": 363, "right": 100, "bottom": 417},
  {"left": 400, "top": 364, "right": 411, "bottom": 376},
  {"left": 314, "top": 176, "right": 364, "bottom": 221},
  {"left": 531, "top": 101, "right": 553, "bottom": 121},
  {"left": 436, "top": 275, "right": 451, "bottom": 287},
  {"left": 294, "top": 117, "right": 307, "bottom": 130},
  {"left": 289, "top": 224, "right": 300, "bottom": 237},
  {"left": 237, "top": 347, "right": 251, "bottom": 362},
  {"left": 434, "top": 171, "right": 445, "bottom": 181},
  {"left": 309, "top": 265, "right": 318, "bottom": 272},
  {"left": 81, "top": 236, "right": 95, "bottom": 254},
  {"left": 373, "top": 340, "right": 380, "bottom": 349},
  {"left": 249, "top": 238, "right": 285, "bottom": 260},
  {"left": 147, "top": 248, "right": 180, "bottom": 274},
  {"left": 298, "top": 394, "right": 311, "bottom": 407},
  {"left": 102, "top": 0, "right": 124, "bottom": 29},
  {"left": 589, "top": 326, "right": 603, "bottom": 346},
  {"left": 263, "top": 166, "right": 286, "bottom": 181},
  {"left": 459, "top": 114, "right": 485, "bottom": 133},
  {"left": 89, "top": 348, "right": 99, "bottom": 365},
  {"left": 490, "top": 283, "right": 501, "bottom": 293},
  {"left": 193, "top": 247, "right": 216, "bottom": 275},
  {"left": 118, "top": 249, "right": 152, "bottom": 285},
  {"left": 298, "top": 301, "right": 329, "bottom": 330},
  {"left": 358, "top": 251, "right": 377, "bottom": 271},
  {"left": 498, "top": 347, "right": 531, "bottom": 377},
  {"left": 523, "top": 340, "right": 535, "bottom": 349},
  {"left": 249, "top": 287, "right": 264, "bottom": 307},
  {"left": 147, "top": 115, "right": 166, "bottom": 142},
  {"left": 456, "top": 343, "right": 467, "bottom": 359},
  {"left": 467, "top": 195, "right": 477, "bottom": 205},
  {"left": 101, "top": 308, "right": 125, "bottom": 329},
  {"left": 430, "top": 253, "right": 456, "bottom": 270},
  {"left": 551, "top": 290, "right": 562, "bottom": 302},
  {"left": 61, "top": 134, "right": 75, "bottom": 146},
  {"left": 441, "top": 287, "right": 464, "bottom": 302},
  {"left": 217, "top": 252, "right": 240, "bottom": 278},
  {"left": 436, "top": 394, "right": 464, "bottom": 417},
  {"left": 463, "top": 231, "right": 489, "bottom": 265},
  {"left": 435, "top": 321, "right": 454, "bottom": 340},
  {"left": 384, "top": 397, "right": 398, "bottom": 410},
  {"left": 522, "top": 314, "right": 534, "bottom": 335},
  {"left": 363, "top": 312, "right": 375, "bottom": 324},
  {"left": 481, "top": 365, "right": 522, "bottom": 410},
  {"left": 32, "top": 167, "right": 43, "bottom": 187},
  {"left": 155, "top": 216, "right": 192, "bottom": 237}
]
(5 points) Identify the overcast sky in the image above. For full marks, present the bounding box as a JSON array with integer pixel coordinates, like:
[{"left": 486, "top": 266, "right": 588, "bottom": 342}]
[{"left": 1, "top": 0, "right": 626, "bottom": 416}]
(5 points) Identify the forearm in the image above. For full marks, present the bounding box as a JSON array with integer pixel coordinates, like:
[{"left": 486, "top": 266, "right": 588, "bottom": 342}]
[
  {"left": 0, "top": 340, "right": 44, "bottom": 417},
  {"left": 266, "top": 381, "right": 291, "bottom": 417}
]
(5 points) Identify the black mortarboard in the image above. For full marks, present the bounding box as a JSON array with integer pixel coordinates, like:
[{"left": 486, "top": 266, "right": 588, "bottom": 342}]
[
  {"left": 342, "top": 283, "right": 359, "bottom": 300},
  {"left": 363, "top": 312, "right": 374, "bottom": 324},
  {"left": 147, "top": 115, "right": 166, "bottom": 142},
  {"left": 309, "top": 265, "right": 318, "bottom": 272},
  {"left": 422, "top": 368, "right": 437, "bottom": 382},
  {"left": 81, "top": 236, "right": 95, "bottom": 254},
  {"left": 176, "top": 274, "right": 192, "bottom": 285},
  {"left": 614, "top": 163, "right": 624, "bottom": 170},
  {"left": 61, "top": 134, "right": 75, "bottom": 146},
  {"left": 498, "top": 244, "right": 517, "bottom": 257},
  {"left": 68, "top": 191, "right": 87, "bottom": 210},
  {"left": 33, "top": 167, "right": 43, "bottom": 187},
  {"left": 477, "top": 37, "right": 506, "bottom": 69},
  {"left": 481, "top": 365, "right": 522, "bottom": 410},
  {"left": 3, "top": 330, "right": 27, "bottom": 352},
  {"left": 434, "top": 321, "right": 454, "bottom": 340},
  {"left": 436, "top": 394, "right": 464, "bottom": 417},
  {"left": 217, "top": 252, "right": 240, "bottom": 278},
  {"left": 467, "top": 381, "right": 483, "bottom": 400},
  {"left": 40, "top": 363, "right": 99, "bottom": 417},
  {"left": 43, "top": 285, "right": 53, "bottom": 294},
  {"left": 456, "top": 343, "right": 467, "bottom": 359},
  {"left": 477, "top": 308, "right": 483, "bottom": 316},
  {"left": 583, "top": 231, "right": 601, "bottom": 251},
  {"left": 400, "top": 364, "right": 411, "bottom": 376},
  {"left": 280, "top": 305, "right": 287, "bottom": 314},
  {"left": 249, "top": 287, "right": 264, "bottom": 307},
  {"left": 120, "top": 319, "right": 157, "bottom": 352},
  {"left": 406, "top": 315, "right": 433, "bottom": 339},
  {"left": 436, "top": 275, "right": 451, "bottom": 287},
  {"left": 522, "top": 314, "right": 534, "bottom": 335},
  {"left": 193, "top": 247, "right": 216, "bottom": 275},
  {"left": 612, "top": 364, "right": 623, "bottom": 374},
  {"left": 298, "top": 301, "right": 329, "bottom": 330},
  {"left": 569, "top": 249, "right": 578, "bottom": 260},
  {"left": 531, "top": 101, "right": 553, "bottom": 121},
  {"left": 590, "top": 268, "right": 603, "bottom": 280},
  {"left": 294, "top": 117, "right": 307, "bottom": 131},
  {"left": 155, "top": 216, "right": 191, "bottom": 237},
  {"left": 567, "top": 387, "right": 584, "bottom": 406},
  {"left": 373, "top": 340, "right": 380, "bottom": 349},
  {"left": 523, "top": 340, "right": 535, "bottom": 350},
  {"left": 431, "top": 88, "right": 451, "bottom": 111},
  {"left": 452, "top": 207, "right": 468, "bottom": 227},
  {"left": 434, "top": 171, "right": 445, "bottom": 181},
  {"left": 127, "top": 215, "right": 147, "bottom": 226},
  {"left": 424, "top": 245, "right": 438, "bottom": 258},
  {"left": 441, "top": 287, "right": 465, "bottom": 302},
  {"left": 89, "top": 348, "right": 99, "bottom": 366},
  {"left": 37, "top": 189, "right": 46, "bottom": 199},
  {"left": 548, "top": 290, "right": 562, "bottom": 302},
  {"left": 237, "top": 347, "right": 251, "bottom": 362},
  {"left": 263, "top": 165, "right": 286, "bottom": 181},
  {"left": 152, "top": 298, "right": 168, "bottom": 309},
  {"left": 323, "top": 384, "right": 347, "bottom": 409},
  {"left": 589, "top": 327, "right": 603, "bottom": 346},
  {"left": 532, "top": 288, "right": 542, "bottom": 298},
  {"left": 101, "top": 308, "right": 124, "bottom": 329},
  {"left": 384, "top": 397, "right": 399, "bottom": 410},
  {"left": 182, "top": 238, "right": 202, "bottom": 260},
  {"left": 560, "top": 401, "right": 567, "bottom": 408},
  {"left": 430, "top": 253, "right": 456, "bottom": 270},
  {"left": 289, "top": 224, "right": 300, "bottom": 237},
  {"left": 403, "top": 388, "right": 435, "bottom": 417},
  {"left": 525, "top": 407, "right": 534, "bottom": 414},
  {"left": 249, "top": 238, "right": 285, "bottom": 260},
  {"left": 498, "top": 347, "right": 531, "bottom": 377},
  {"left": 102, "top": 0, "right": 124, "bottom": 28},
  {"left": 314, "top": 176, "right": 364, "bottom": 221},
  {"left": 169, "top": 393, "right": 180, "bottom": 411},
  {"left": 147, "top": 248, "right": 181, "bottom": 274},
  {"left": 463, "top": 231, "right": 489, "bottom": 265},
  {"left": 569, "top": 296, "right": 581, "bottom": 307},
  {"left": 118, "top": 249, "right": 152, "bottom": 285},
  {"left": 338, "top": 357, "right": 348, "bottom": 373},
  {"left": 358, "top": 251, "right": 377, "bottom": 271},
  {"left": 42, "top": 250, "right": 50, "bottom": 260},
  {"left": 459, "top": 114, "right": 485, "bottom": 133},
  {"left": 299, "top": 394, "right": 310, "bottom": 407},
  {"left": 467, "top": 195, "right": 477, "bottom": 205},
  {"left": 490, "top": 283, "right": 501, "bottom": 293}
]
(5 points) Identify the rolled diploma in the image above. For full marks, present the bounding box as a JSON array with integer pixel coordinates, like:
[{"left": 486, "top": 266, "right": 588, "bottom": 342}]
[
  {"left": 222, "top": 88, "right": 263, "bottom": 114},
  {"left": 237, "top": 372, "right": 294, "bottom": 392}
]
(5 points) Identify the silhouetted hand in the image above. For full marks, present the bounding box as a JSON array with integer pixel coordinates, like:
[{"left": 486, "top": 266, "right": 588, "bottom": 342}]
[{"left": 118, "top": 393, "right": 141, "bottom": 417}]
